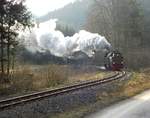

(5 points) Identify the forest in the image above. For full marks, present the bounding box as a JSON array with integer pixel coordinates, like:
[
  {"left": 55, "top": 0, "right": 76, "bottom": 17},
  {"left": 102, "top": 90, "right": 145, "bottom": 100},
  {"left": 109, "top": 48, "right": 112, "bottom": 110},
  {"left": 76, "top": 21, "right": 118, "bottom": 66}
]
[{"left": 85, "top": 0, "right": 150, "bottom": 69}]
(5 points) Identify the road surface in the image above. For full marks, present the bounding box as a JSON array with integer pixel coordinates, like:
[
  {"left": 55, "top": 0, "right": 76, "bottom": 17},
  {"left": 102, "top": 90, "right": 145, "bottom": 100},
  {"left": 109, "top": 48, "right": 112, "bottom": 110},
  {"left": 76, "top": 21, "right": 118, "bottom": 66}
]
[{"left": 86, "top": 90, "right": 150, "bottom": 118}]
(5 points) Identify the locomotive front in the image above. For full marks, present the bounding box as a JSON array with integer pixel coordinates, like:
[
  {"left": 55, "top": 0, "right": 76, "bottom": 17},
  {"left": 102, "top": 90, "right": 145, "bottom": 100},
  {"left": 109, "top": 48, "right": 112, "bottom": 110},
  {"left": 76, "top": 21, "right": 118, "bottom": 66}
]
[{"left": 104, "top": 50, "right": 124, "bottom": 71}]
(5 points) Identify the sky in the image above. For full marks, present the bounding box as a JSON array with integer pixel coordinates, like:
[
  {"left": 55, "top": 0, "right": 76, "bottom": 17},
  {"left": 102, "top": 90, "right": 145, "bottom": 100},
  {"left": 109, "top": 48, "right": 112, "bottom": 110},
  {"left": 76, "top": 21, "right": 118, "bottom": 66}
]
[{"left": 25, "top": 0, "right": 78, "bottom": 17}]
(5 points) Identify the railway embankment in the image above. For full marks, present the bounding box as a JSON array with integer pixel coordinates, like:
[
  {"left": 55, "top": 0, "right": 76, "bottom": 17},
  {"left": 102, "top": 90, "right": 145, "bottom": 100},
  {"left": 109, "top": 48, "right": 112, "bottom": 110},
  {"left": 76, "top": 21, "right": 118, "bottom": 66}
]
[{"left": 0, "top": 72, "right": 128, "bottom": 118}]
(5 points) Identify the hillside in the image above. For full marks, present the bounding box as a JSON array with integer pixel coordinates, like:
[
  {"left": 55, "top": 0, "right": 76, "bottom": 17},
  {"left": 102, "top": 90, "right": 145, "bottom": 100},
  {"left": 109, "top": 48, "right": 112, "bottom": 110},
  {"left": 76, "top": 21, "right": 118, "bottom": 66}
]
[{"left": 37, "top": 0, "right": 93, "bottom": 30}]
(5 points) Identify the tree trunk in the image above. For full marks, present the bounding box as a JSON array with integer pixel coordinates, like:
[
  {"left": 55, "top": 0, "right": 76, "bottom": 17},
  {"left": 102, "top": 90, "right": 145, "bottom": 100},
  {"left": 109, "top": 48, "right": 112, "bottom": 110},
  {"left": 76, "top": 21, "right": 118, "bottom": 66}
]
[
  {"left": 7, "top": 42, "right": 10, "bottom": 75},
  {"left": 7, "top": 28, "right": 10, "bottom": 76},
  {"left": 0, "top": 32, "right": 4, "bottom": 80}
]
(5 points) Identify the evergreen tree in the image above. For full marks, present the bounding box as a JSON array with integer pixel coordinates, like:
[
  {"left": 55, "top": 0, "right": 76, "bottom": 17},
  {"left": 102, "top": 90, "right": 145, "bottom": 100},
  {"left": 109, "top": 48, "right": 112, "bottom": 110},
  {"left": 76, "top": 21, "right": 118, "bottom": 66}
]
[{"left": 56, "top": 22, "right": 75, "bottom": 36}]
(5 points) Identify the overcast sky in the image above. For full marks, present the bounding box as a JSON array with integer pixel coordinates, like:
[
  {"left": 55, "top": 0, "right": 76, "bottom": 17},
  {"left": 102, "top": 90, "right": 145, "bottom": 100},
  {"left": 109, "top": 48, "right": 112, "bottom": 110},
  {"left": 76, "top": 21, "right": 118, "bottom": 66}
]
[{"left": 25, "top": 0, "right": 78, "bottom": 17}]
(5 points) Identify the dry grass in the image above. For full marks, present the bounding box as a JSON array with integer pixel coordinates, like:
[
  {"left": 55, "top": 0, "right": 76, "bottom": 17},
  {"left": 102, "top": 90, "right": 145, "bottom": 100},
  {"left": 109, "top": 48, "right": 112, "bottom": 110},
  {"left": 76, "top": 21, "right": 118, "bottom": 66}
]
[
  {"left": 122, "top": 71, "right": 150, "bottom": 97},
  {"left": 0, "top": 64, "right": 110, "bottom": 98},
  {"left": 0, "top": 64, "right": 69, "bottom": 97},
  {"left": 32, "top": 65, "right": 68, "bottom": 89}
]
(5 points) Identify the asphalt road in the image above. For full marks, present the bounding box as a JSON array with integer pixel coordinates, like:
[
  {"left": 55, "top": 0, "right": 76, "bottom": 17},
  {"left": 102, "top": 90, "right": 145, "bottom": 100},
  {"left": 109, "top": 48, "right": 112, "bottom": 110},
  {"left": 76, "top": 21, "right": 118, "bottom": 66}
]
[{"left": 86, "top": 90, "right": 150, "bottom": 118}]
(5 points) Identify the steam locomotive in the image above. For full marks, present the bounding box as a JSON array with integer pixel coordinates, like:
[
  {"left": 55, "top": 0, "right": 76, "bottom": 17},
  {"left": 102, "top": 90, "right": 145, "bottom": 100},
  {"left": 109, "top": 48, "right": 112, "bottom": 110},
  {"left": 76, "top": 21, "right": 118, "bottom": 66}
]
[{"left": 104, "top": 50, "right": 124, "bottom": 71}]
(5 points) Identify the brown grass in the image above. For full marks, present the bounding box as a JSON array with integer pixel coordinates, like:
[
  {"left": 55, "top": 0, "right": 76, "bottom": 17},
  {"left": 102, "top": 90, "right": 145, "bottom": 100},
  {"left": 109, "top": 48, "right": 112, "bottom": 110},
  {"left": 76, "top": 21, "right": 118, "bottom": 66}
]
[
  {"left": 0, "top": 64, "right": 69, "bottom": 97},
  {"left": 122, "top": 71, "right": 150, "bottom": 96},
  {"left": 0, "top": 64, "right": 110, "bottom": 98}
]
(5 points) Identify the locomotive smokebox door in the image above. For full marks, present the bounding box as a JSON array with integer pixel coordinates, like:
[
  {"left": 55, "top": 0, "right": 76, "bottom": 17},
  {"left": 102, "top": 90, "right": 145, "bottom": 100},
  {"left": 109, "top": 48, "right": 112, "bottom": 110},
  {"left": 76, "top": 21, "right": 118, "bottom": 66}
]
[{"left": 104, "top": 50, "right": 124, "bottom": 71}]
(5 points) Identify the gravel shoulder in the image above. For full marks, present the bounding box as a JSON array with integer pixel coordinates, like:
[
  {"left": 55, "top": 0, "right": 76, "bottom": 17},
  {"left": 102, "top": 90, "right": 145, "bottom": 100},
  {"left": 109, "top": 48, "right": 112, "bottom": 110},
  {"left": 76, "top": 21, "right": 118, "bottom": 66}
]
[{"left": 86, "top": 90, "right": 150, "bottom": 118}]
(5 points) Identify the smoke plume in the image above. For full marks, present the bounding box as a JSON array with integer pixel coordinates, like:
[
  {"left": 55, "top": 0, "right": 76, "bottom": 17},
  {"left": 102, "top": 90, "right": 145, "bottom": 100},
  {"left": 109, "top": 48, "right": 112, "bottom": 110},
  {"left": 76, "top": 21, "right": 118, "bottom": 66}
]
[{"left": 19, "top": 19, "right": 111, "bottom": 57}]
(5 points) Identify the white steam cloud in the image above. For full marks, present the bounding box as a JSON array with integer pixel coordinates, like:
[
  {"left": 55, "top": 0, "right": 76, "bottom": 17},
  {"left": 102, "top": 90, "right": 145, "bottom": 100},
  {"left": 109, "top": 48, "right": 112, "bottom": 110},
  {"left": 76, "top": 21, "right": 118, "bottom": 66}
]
[{"left": 19, "top": 19, "right": 111, "bottom": 57}]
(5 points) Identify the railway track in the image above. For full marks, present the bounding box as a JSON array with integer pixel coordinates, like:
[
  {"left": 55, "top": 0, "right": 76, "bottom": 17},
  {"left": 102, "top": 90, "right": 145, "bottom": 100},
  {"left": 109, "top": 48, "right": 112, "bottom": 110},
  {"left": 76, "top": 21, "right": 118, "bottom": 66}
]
[{"left": 0, "top": 71, "right": 126, "bottom": 111}]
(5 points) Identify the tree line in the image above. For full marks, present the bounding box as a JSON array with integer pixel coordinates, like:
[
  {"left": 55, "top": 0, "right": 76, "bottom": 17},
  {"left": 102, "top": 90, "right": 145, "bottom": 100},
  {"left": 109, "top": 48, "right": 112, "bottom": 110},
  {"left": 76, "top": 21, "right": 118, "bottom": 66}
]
[
  {"left": 85, "top": 0, "right": 150, "bottom": 69},
  {"left": 56, "top": 22, "right": 75, "bottom": 37}
]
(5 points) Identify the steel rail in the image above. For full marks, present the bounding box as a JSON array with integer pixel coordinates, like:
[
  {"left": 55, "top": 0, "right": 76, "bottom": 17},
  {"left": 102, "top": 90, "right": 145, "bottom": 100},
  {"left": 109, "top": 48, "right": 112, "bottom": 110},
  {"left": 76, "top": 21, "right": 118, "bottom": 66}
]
[{"left": 0, "top": 71, "right": 126, "bottom": 111}]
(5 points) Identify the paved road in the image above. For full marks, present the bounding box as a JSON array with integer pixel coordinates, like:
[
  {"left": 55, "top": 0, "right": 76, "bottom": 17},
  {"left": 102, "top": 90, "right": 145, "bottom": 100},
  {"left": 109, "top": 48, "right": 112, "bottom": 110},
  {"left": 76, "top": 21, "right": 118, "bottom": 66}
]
[{"left": 86, "top": 90, "right": 150, "bottom": 118}]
